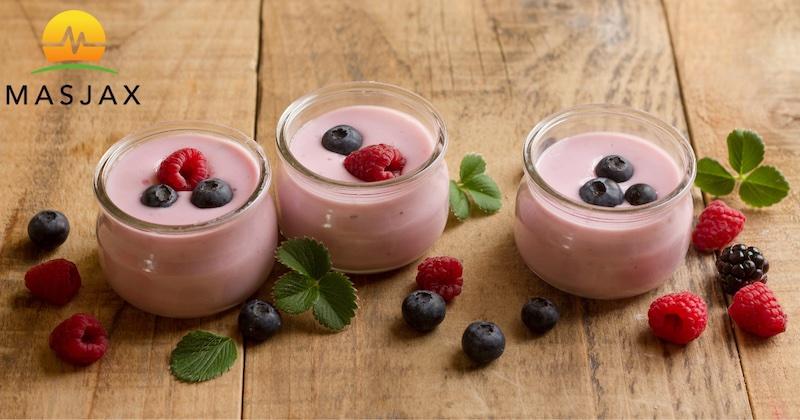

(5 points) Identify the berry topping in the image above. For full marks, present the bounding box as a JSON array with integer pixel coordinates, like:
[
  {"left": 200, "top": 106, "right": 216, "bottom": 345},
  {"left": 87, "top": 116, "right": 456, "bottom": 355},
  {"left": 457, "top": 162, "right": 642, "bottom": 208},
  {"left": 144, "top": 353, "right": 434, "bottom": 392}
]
[
  {"left": 716, "top": 244, "right": 769, "bottom": 294},
  {"left": 595, "top": 155, "right": 633, "bottom": 182},
  {"left": 24, "top": 258, "right": 81, "bottom": 305},
  {"left": 322, "top": 125, "right": 363, "bottom": 156},
  {"left": 521, "top": 297, "right": 560, "bottom": 334},
  {"left": 157, "top": 148, "right": 210, "bottom": 191},
  {"left": 238, "top": 299, "right": 282, "bottom": 342},
  {"left": 625, "top": 183, "right": 658, "bottom": 206},
  {"left": 190, "top": 178, "right": 233, "bottom": 208},
  {"left": 343, "top": 144, "right": 406, "bottom": 182},
  {"left": 462, "top": 321, "right": 505, "bottom": 364},
  {"left": 728, "top": 283, "right": 787, "bottom": 338},
  {"left": 402, "top": 290, "right": 446, "bottom": 332},
  {"left": 647, "top": 291, "right": 708, "bottom": 345},
  {"left": 579, "top": 177, "right": 624, "bottom": 207},
  {"left": 140, "top": 184, "right": 178, "bottom": 208},
  {"left": 27, "top": 210, "right": 70, "bottom": 249},
  {"left": 49, "top": 313, "right": 108, "bottom": 366},
  {"left": 692, "top": 200, "right": 746, "bottom": 252},
  {"left": 415, "top": 256, "right": 463, "bottom": 302}
]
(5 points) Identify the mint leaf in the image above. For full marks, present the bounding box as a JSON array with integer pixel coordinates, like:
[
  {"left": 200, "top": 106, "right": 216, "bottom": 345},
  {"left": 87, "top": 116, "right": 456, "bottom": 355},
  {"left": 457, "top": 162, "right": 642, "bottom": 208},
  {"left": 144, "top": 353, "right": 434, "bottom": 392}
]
[
  {"left": 170, "top": 331, "right": 237, "bottom": 383},
  {"left": 449, "top": 180, "right": 470, "bottom": 220},
  {"left": 450, "top": 154, "right": 502, "bottom": 219},
  {"left": 739, "top": 165, "right": 790, "bottom": 207},
  {"left": 312, "top": 272, "right": 358, "bottom": 331},
  {"left": 695, "top": 157, "right": 736, "bottom": 196},
  {"left": 276, "top": 237, "right": 330, "bottom": 279},
  {"left": 462, "top": 174, "right": 502, "bottom": 213},
  {"left": 459, "top": 153, "right": 486, "bottom": 181},
  {"left": 727, "top": 129, "right": 765, "bottom": 175},
  {"left": 273, "top": 272, "right": 319, "bottom": 314}
]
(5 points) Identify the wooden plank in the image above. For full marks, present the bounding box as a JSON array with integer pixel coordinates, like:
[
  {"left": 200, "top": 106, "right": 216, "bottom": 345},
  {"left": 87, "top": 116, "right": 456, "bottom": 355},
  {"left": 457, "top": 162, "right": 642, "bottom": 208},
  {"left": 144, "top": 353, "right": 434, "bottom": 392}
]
[
  {"left": 664, "top": 0, "right": 800, "bottom": 417},
  {"left": 247, "top": 0, "right": 751, "bottom": 417},
  {"left": 0, "top": 1, "right": 259, "bottom": 417}
]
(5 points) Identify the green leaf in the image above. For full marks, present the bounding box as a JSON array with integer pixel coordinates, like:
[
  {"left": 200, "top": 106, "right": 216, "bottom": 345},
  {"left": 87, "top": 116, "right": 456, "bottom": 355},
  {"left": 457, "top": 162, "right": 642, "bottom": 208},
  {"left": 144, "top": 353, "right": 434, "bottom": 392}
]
[
  {"left": 273, "top": 272, "right": 319, "bottom": 314},
  {"left": 459, "top": 153, "right": 486, "bottom": 181},
  {"left": 276, "top": 237, "right": 331, "bottom": 279},
  {"left": 739, "top": 165, "right": 790, "bottom": 207},
  {"left": 462, "top": 174, "right": 502, "bottom": 213},
  {"left": 169, "top": 331, "right": 237, "bottom": 383},
  {"left": 695, "top": 157, "right": 736, "bottom": 196},
  {"left": 727, "top": 129, "right": 765, "bottom": 175},
  {"left": 449, "top": 180, "right": 470, "bottom": 220},
  {"left": 313, "top": 271, "right": 358, "bottom": 331}
]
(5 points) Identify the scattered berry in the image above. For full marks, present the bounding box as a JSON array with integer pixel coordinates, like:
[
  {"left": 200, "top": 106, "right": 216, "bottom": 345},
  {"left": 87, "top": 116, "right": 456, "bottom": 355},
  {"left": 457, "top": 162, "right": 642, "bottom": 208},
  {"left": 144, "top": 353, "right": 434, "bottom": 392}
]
[
  {"left": 625, "top": 183, "right": 658, "bottom": 206},
  {"left": 521, "top": 297, "right": 560, "bottom": 334},
  {"left": 24, "top": 258, "right": 81, "bottom": 305},
  {"left": 728, "top": 283, "right": 787, "bottom": 338},
  {"left": 594, "top": 155, "right": 633, "bottom": 182},
  {"left": 49, "top": 313, "right": 108, "bottom": 366},
  {"left": 402, "top": 290, "right": 446, "bottom": 332},
  {"left": 462, "top": 321, "right": 505, "bottom": 364},
  {"left": 238, "top": 299, "right": 282, "bottom": 342},
  {"left": 579, "top": 177, "right": 624, "bottom": 207},
  {"left": 141, "top": 184, "right": 178, "bottom": 208},
  {"left": 322, "top": 125, "right": 363, "bottom": 156},
  {"left": 415, "top": 256, "right": 463, "bottom": 302},
  {"left": 647, "top": 291, "right": 708, "bottom": 345},
  {"left": 191, "top": 178, "right": 233, "bottom": 208},
  {"left": 27, "top": 210, "right": 70, "bottom": 249},
  {"left": 692, "top": 200, "right": 745, "bottom": 252},
  {"left": 343, "top": 144, "right": 406, "bottom": 182},
  {"left": 716, "top": 244, "right": 769, "bottom": 294},
  {"left": 157, "top": 148, "right": 209, "bottom": 191}
]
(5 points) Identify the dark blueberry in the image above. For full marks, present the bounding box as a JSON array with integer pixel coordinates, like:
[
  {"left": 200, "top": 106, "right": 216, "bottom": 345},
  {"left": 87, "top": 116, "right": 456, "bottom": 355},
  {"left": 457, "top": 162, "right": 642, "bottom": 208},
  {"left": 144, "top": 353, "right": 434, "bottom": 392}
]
[
  {"left": 624, "top": 183, "right": 658, "bottom": 206},
  {"left": 190, "top": 178, "right": 233, "bottom": 208},
  {"left": 238, "top": 299, "right": 282, "bottom": 342},
  {"left": 27, "top": 210, "right": 70, "bottom": 249},
  {"left": 402, "top": 290, "right": 446, "bottom": 332},
  {"left": 322, "top": 125, "right": 363, "bottom": 155},
  {"left": 595, "top": 155, "right": 634, "bottom": 182},
  {"left": 521, "top": 297, "right": 560, "bottom": 334},
  {"left": 141, "top": 184, "right": 178, "bottom": 208},
  {"left": 461, "top": 321, "right": 505, "bottom": 364},
  {"left": 716, "top": 243, "right": 769, "bottom": 294},
  {"left": 579, "top": 178, "right": 624, "bottom": 207}
]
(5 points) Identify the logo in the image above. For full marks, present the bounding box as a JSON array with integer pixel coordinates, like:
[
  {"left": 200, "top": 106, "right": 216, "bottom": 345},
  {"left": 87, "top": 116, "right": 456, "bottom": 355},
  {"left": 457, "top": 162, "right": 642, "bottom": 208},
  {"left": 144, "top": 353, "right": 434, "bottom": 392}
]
[{"left": 33, "top": 10, "right": 116, "bottom": 74}]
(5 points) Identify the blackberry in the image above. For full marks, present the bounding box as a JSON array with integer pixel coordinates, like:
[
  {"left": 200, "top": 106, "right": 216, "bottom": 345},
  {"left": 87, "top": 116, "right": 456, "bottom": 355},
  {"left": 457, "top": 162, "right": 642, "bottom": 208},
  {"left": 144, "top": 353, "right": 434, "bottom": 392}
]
[{"left": 716, "top": 244, "right": 769, "bottom": 294}]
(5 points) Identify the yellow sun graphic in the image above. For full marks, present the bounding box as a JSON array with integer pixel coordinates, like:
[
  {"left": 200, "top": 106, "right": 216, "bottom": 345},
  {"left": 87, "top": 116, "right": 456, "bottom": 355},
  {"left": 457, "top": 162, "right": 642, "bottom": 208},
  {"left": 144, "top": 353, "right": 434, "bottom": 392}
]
[{"left": 33, "top": 10, "right": 115, "bottom": 74}]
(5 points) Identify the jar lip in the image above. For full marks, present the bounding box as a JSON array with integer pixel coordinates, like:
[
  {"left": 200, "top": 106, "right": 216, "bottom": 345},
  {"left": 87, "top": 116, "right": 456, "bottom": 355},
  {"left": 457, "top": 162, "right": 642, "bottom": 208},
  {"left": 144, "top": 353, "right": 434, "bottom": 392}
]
[
  {"left": 522, "top": 104, "right": 696, "bottom": 217},
  {"left": 93, "top": 121, "right": 270, "bottom": 234},
  {"left": 275, "top": 81, "right": 447, "bottom": 190}
]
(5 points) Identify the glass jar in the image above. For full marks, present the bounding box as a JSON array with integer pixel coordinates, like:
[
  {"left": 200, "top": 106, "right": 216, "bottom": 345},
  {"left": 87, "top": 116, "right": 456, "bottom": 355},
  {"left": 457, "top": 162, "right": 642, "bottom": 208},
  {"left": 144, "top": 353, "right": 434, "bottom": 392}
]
[
  {"left": 94, "top": 122, "right": 278, "bottom": 318},
  {"left": 514, "top": 105, "right": 696, "bottom": 299},
  {"left": 275, "top": 82, "right": 449, "bottom": 273}
]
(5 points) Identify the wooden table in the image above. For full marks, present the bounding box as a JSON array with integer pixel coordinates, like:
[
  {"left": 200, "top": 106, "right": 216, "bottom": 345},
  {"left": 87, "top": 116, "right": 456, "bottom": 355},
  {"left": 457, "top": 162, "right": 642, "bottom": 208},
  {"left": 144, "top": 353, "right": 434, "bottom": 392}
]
[{"left": 1, "top": 0, "right": 797, "bottom": 418}]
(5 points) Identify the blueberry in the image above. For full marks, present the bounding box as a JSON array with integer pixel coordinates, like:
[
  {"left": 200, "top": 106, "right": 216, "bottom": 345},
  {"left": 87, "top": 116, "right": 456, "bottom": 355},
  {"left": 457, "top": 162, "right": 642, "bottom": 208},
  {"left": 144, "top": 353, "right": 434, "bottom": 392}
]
[
  {"left": 322, "top": 125, "right": 363, "bottom": 155},
  {"left": 461, "top": 321, "right": 505, "bottom": 364},
  {"left": 521, "top": 297, "right": 560, "bottom": 334},
  {"left": 595, "top": 155, "right": 633, "bottom": 182},
  {"left": 190, "top": 178, "right": 233, "bottom": 208},
  {"left": 27, "top": 210, "right": 70, "bottom": 249},
  {"left": 238, "top": 299, "right": 282, "bottom": 342},
  {"left": 579, "top": 178, "right": 624, "bottom": 207},
  {"left": 141, "top": 184, "right": 178, "bottom": 208},
  {"left": 624, "top": 183, "right": 658, "bottom": 206},
  {"left": 402, "top": 290, "right": 446, "bottom": 332}
]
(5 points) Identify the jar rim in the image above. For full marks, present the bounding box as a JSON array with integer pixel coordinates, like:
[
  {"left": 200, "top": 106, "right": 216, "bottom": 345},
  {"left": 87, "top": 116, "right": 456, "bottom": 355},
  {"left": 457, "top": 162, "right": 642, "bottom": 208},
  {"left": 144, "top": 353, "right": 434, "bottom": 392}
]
[{"left": 93, "top": 121, "right": 270, "bottom": 234}]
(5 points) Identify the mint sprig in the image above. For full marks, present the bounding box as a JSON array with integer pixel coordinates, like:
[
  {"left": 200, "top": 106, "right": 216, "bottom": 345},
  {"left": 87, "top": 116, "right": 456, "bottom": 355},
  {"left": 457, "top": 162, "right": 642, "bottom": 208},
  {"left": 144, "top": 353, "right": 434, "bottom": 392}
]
[
  {"left": 449, "top": 154, "right": 502, "bottom": 220},
  {"left": 170, "top": 331, "right": 237, "bottom": 383},
  {"left": 695, "top": 129, "right": 789, "bottom": 207},
  {"left": 272, "top": 238, "right": 358, "bottom": 331}
]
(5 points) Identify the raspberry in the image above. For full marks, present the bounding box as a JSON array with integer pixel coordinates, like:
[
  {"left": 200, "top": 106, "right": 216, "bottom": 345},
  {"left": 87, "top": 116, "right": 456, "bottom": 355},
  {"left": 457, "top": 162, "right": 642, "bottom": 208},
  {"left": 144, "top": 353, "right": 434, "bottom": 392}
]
[
  {"left": 728, "top": 283, "right": 787, "bottom": 338},
  {"left": 716, "top": 244, "right": 769, "bottom": 294},
  {"left": 692, "top": 200, "right": 745, "bottom": 252},
  {"left": 24, "top": 258, "right": 81, "bottom": 305},
  {"left": 49, "top": 313, "right": 109, "bottom": 365},
  {"left": 647, "top": 291, "right": 708, "bottom": 345},
  {"left": 157, "top": 148, "right": 209, "bottom": 191},
  {"left": 415, "top": 256, "right": 463, "bottom": 302},
  {"left": 343, "top": 144, "right": 406, "bottom": 182}
]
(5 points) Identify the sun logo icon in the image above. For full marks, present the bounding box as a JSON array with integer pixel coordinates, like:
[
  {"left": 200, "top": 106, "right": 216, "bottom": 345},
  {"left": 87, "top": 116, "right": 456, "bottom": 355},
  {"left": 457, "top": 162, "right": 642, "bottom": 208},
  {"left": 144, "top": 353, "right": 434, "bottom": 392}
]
[{"left": 32, "top": 10, "right": 116, "bottom": 74}]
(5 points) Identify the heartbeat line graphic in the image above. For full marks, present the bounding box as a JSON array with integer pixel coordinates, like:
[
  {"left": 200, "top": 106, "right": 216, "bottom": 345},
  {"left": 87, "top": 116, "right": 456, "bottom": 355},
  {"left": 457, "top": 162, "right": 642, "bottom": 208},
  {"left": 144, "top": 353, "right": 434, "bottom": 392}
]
[{"left": 42, "top": 26, "right": 106, "bottom": 55}]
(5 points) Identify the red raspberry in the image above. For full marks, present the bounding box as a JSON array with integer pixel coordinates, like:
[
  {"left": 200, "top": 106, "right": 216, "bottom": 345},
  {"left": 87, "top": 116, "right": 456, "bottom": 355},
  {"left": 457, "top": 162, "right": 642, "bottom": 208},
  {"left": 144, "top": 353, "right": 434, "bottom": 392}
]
[
  {"left": 157, "top": 148, "right": 209, "bottom": 191},
  {"left": 647, "top": 291, "right": 708, "bottom": 345},
  {"left": 416, "top": 256, "right": 463, "bottom": 302},
  {"left": 343, "top": 144, "right": 406, "bottom": 182},
  {"left": 692, "top": 200, "right": 745, "bottom": 252},
  {"left": 24, "top": 258, "right": 81, "bottom": 305},
  {"left": 49, "top": 313, "right": 109, "bottom": 366},
  {"left": 728, "top": 282, "right": 787, "bottom": 338}
]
